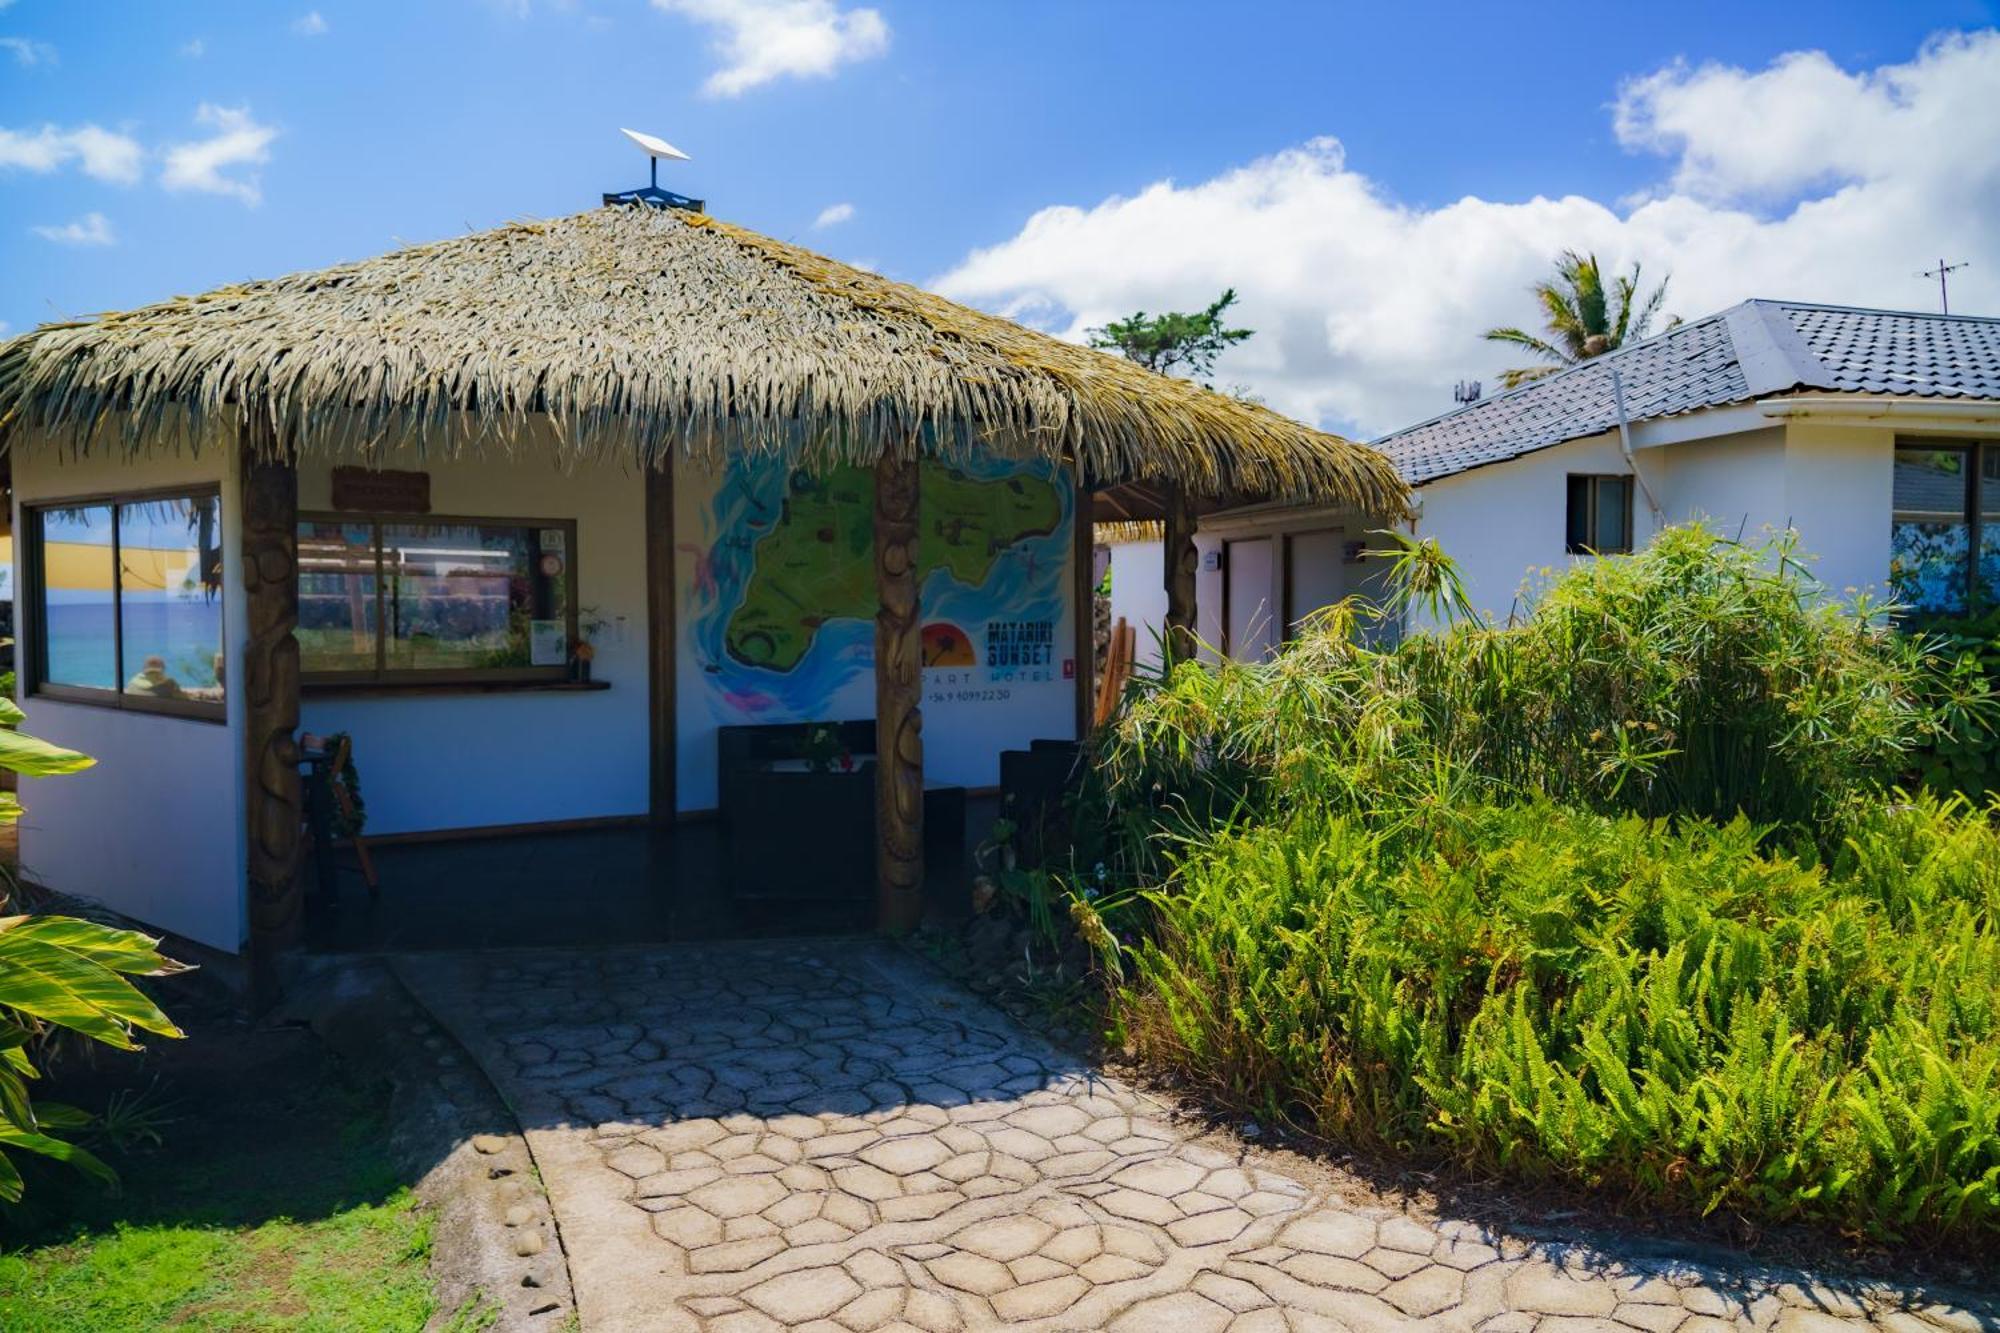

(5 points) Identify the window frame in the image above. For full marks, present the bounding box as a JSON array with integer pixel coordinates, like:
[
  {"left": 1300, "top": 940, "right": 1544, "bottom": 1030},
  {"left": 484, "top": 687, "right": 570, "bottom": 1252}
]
[
  {"left": 1565, "top": 473, "right": 1635, "bottom": 555},
  {"left": 1890, "top": 438, "right": 1991, "bottom": 615},
  {"left": 22, "top": 483, "right": 228, "bottom": 724},
  {"left": 297, "top": 509, "right": 579, "bottom": 687}
]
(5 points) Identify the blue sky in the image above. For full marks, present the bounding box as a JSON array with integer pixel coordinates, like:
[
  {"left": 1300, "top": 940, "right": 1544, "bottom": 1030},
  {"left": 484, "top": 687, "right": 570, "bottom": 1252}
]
[{"left": 4, "top": 1, "right": 1998, "bottom": 436}]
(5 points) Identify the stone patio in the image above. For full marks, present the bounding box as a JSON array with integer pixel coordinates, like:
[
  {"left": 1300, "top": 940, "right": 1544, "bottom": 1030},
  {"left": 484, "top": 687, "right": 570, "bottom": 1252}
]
[{"left": 395, "top": 942, "right": 1997, "bottom": 1333}]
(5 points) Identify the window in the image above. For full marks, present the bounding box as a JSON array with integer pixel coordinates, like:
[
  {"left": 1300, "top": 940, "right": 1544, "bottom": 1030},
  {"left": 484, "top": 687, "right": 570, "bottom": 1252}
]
[
  {"left": 26, "top": 489, "right": 225, "bottom": 720},
  {"left": 1566, "top": 474, "right": 1633, "bottom": 554},
  {"left": 1890, "top": 441, "right": 2000, "bottom": 614},
  {"left": 298, "top": 514, "right": 576, "bottom": 683}
]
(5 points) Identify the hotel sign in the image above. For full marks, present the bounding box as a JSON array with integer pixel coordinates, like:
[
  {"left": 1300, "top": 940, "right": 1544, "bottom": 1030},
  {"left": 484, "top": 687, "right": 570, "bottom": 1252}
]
[{"left": 331, "top": 467, "right": 431, "bottom": 514}]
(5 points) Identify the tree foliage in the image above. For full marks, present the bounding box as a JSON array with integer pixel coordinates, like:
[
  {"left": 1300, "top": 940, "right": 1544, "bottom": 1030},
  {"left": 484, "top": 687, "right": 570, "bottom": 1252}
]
[
  {"left": 1087, "top": 289, "right": 1253, "bottom": 380},
  {"left": 1484, "top": 250, "right": 1675, "bottom": 389}
]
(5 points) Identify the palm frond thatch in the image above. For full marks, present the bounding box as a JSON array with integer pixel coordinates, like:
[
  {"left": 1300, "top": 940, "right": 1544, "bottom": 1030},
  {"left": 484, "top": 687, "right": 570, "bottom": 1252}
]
[
  {"left": 1094, "top": 519, "right": 1167, "bottom": 545},
  {"left": 0, "top": 205, "right": 1409, "bottom": 515}
]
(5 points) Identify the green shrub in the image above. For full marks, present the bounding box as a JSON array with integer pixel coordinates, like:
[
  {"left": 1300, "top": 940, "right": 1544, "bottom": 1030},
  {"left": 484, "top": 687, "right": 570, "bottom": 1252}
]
[
  {"left": 1094, "top": 526, "right": 1983, "bottom": 867},
  {"left": 1066, "top": 525, "right": 2000, "bottom": 1243},
  {"left": 1904, "top": 608, "right": 2000, "bottom": 797},
  {"left": 1109, "top": 795, "right": 2000, "bottom": 1241}
]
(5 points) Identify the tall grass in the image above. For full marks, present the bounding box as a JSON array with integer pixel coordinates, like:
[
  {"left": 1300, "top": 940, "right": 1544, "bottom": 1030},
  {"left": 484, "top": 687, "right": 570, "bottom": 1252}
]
[
  {"left": 1070, "top": 525, "right": 2000, "bottom": 1243},
  {"left": 1094, "top": 526, "right": 1983, "bottom": 870}
]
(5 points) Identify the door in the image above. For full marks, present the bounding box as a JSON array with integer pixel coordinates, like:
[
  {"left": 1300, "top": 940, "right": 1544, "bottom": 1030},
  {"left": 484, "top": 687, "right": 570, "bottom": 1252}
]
[{"left": 1224, "top": 537, "right": 1275, "bottom": 660}]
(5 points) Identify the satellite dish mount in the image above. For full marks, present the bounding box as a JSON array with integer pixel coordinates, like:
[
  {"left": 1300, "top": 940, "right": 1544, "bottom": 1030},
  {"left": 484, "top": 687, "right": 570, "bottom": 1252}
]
[{"left": 605, "top": 128, "right": 704, "bottom": 212}]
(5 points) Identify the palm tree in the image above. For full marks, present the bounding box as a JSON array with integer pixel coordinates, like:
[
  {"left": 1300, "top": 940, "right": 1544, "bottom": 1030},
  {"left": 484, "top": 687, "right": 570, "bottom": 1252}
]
[{"left": 1484, "top": 251, "right": 1674, "bottom": 390}]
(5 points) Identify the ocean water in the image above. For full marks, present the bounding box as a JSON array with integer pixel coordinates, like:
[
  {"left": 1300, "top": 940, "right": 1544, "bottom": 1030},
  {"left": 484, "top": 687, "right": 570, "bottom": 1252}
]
[{"left": 42, "top": 597, "right": 224, "bottom": 691}]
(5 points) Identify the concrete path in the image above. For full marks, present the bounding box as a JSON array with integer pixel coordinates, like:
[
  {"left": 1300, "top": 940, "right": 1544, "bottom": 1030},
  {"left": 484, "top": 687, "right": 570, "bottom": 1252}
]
[{"left": 396, "top": 942, "right": 1995, "bottom": 1333}]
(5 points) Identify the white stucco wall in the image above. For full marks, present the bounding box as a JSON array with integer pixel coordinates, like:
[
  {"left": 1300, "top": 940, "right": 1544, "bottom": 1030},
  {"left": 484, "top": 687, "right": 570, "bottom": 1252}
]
[
  {"left": 297, "top": 443, "right": 652, "bottom": 837},
  {"left": 1411, "top": 417, "right": 1905, "bottom": 626},
  {"left": 10, "top": 440, "right": 248, "bottom": 953},
  {"left": 1650, "top": 427, "right": 1787, "bottom": 543},
  {"left": 1412, "top": 431, "right": 1662, "bottom": 628},
  {"left": 1779, "top": 421, "right": 1894, "bottom": 602},
  {"left": 1106, "top": 540, "right": 1168, "bottom": 669}
]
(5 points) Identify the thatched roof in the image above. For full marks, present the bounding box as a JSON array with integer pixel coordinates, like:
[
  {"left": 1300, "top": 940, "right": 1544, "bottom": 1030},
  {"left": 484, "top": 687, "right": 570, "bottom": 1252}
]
[{"left": 0, "top": 204, "right": 1407, "bottom": 512}]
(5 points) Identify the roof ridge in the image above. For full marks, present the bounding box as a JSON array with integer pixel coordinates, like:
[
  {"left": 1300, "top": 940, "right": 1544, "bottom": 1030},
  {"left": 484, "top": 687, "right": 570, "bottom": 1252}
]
[
  {"left": 1372, "top": 307, "right": 1729, "bottom": 446},
  {"left": 1761, "top": 297, "right": 2000, "bottom": 325},
  {"left": 1724, "top": 301, "right": 1827, "bottom": 396}
]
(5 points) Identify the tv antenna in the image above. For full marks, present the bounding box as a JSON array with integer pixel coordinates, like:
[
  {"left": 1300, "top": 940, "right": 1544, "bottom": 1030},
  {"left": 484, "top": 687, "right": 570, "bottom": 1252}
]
[
  {"left": 1452, "top": 379, "right": 1482, "bottom": 405},
  {"left": 1918, "top": 258, "right": 1969, "bottom": 315},
  {"left": 604, "top": 128, "right": 704, "bottom": 212}
]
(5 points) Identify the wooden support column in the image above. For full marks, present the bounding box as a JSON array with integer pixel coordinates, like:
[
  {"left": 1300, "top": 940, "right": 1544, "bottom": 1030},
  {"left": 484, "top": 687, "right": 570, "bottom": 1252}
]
[
  {"left": 873, "top": 448, "right": 924, "bottom": 934},
  {"left": 1072, "top": 482, "right": 1097, "bottom": 739},
  {"left": 241, "top": 420, "right": 302, "bottom": 1006},
  {"left": 1163, "top": 481, "right": 1199, "bottom": 664},
  {"left": 645, "top": 458, "right": 678, "bottom": 823}
]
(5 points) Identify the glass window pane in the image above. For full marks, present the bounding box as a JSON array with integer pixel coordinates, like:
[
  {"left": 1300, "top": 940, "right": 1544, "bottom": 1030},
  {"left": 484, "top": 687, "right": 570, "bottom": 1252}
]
[
  {"left": 381, "top": 521, "right": 567, "bottom": 672},
  {"left": 116, "top": 497, "right": 224, "bottom": 701},
  {"left": 38, "top": 503, "right": 118, "bottom": 690},
  {"left": 1566, "top": 476, "right": 1591, "bottom": 552},
  {"left": 299, "top": 520, "right": 380, "bottom": 673},
  {"left": 1891, "top": 448, "right": 1971, "bottom": 614},
  {"left": 1979, "top": 449, "right": 2000, "bottom": 609},
  {"left": 1594, "top": 478, "right": 1631, "bottom": 552}
]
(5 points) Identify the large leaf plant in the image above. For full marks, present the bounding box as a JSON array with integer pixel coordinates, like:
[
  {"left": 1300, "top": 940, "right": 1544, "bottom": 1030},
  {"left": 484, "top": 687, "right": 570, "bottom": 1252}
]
[{"left": 0, "top": 695, "right": 185, "bottom": 1200}]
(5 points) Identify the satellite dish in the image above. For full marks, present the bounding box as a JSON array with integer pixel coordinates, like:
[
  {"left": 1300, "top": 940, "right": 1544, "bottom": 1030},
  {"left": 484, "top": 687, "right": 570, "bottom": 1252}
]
[
  {"left": 605, "top": 128, "right": 703, "bottom": 213},
  {"left": 621, "top": 128, "right": 690, "bottom": 162}
]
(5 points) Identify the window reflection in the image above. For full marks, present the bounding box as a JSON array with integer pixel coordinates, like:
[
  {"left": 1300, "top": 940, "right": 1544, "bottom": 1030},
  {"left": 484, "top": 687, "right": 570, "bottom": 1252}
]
[
  {"left": 117, "top": 496, "right": 224, "bottom": 701},
  {"left": 1890, "top": 448, "right": 1971, "bottom": 614},
  {"left": 297, "top": 516, "right": 574, "bottom": 679},
  {"left": 39, "top": 504, "right": 118, "bottom": 690},
  {"left": 299, "top": 520, "right": 379, "bottom": 674}
]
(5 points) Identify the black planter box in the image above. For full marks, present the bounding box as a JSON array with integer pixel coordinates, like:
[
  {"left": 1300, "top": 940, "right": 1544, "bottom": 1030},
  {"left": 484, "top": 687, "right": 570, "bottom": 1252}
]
[
  {"left": 726, "top": 767, "right": 875, "bottom": 902},
  {"left": 717, "top": 721, "right": 971, "bottom": 906}
]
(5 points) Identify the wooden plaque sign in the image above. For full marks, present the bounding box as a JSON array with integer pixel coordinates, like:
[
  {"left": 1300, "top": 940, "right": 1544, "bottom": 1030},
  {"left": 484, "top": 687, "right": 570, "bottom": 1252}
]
[{"left": 331, "top": 466, "right": 430, "bottom": 514}]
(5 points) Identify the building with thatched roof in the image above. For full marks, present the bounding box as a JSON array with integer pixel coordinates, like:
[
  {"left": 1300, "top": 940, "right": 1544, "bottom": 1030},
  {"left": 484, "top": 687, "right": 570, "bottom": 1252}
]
[{"left": 0, "top": 201, "right": 1405, "bottom": 973}]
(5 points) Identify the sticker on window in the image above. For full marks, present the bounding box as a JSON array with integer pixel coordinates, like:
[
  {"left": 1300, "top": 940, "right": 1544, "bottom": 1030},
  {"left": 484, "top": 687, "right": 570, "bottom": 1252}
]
[{"left": 530, "top": 619, "right": 568, "bottom": 667}]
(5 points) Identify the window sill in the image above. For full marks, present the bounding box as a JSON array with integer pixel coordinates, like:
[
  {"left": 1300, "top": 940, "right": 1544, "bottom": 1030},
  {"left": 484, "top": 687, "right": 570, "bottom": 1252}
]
[{"left": 301, "top": 679, "right": 611, "bottom": 699}]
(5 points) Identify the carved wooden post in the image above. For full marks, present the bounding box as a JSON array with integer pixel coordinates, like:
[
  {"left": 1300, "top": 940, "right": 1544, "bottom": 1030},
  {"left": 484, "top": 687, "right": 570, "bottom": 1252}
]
[
  {"left": 242, "top": 418, "right": 303, "bottom": 1005},
  {"left": 1163, "top": 481, "right": 1199, "bottom": 664},
  {"left": 1072, "top": 481, "right": 1097, "bottom": 738},
  {"left": 645, "top": 458, "right": 678, "bottom": 823},
  {"left": 873, "top": 447, "right": 924, "bottom": 934}
]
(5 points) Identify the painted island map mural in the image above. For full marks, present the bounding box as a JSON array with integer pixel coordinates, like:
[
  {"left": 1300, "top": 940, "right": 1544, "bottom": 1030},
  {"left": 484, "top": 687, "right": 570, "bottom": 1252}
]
[{"left": 675, "top": 453, "right": 1077, "bottom": 809}]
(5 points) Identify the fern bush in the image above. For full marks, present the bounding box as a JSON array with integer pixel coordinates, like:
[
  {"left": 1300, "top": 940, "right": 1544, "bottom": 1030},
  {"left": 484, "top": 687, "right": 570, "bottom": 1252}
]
[
  {"left": 1070, "top": 526, "right": 2000, "bottom": 1243},
  {"left": 1110, "top": 796, "right": 2000, "bottom": 1241}
]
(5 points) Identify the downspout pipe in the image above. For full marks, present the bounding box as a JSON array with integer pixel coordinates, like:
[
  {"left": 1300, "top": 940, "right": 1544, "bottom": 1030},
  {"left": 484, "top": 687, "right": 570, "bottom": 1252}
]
[{"left": 1611, "top": 369, "right": 1664, "bottom": 529}]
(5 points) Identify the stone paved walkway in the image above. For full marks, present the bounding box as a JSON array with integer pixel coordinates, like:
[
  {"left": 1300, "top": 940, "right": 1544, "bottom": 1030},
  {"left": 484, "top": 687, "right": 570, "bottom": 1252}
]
[{"left": 396, "top": 942, "right": 1997, "bottom": 1333}]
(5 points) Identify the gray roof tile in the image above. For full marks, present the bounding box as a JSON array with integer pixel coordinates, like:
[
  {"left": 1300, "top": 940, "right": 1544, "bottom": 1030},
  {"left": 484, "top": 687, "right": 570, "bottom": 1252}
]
[{"left": 1375, "top": 301, "right": 2000, "bottom": 486}]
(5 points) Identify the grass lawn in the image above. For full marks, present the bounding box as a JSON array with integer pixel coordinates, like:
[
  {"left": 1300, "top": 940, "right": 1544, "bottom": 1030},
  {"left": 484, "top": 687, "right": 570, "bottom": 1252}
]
[{"left": 0, "top": 1009, "right": 442, "bottom": 1332}]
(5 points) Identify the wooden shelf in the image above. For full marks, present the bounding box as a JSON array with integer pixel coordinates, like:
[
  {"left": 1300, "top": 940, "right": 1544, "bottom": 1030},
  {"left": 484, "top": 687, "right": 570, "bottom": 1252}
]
[{"left": 302, "top": 678, "right": 611, "bottom": 699}]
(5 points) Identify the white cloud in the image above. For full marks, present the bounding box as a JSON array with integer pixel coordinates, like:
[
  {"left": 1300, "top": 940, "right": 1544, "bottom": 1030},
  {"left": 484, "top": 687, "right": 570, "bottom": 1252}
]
[
  {"left": 293, "top": 10, "right": 328, "bottom": 36},
  {"left": 933, "top": 32, "right": 2000, "bottom": 440},
  {"left": 32, "top": 212, "right": 115, "bottom": 246},
  {"left": 0, "top": 123, "right": 143, "bottom": 184},
  {"left": 0, "top": 36, "right": 56, "bottom": 66},
  {"left": 652, "top": 0, "right": 887, "bottom": 97},
  {"left": 160, "top": 103, "right": 278, "bottom": 205},
  {"left": 180, "top": 37, "right": 206, "bottom": 58},
  {"left": 813, "top": 201, "right": 855, "bottom": 229}
]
